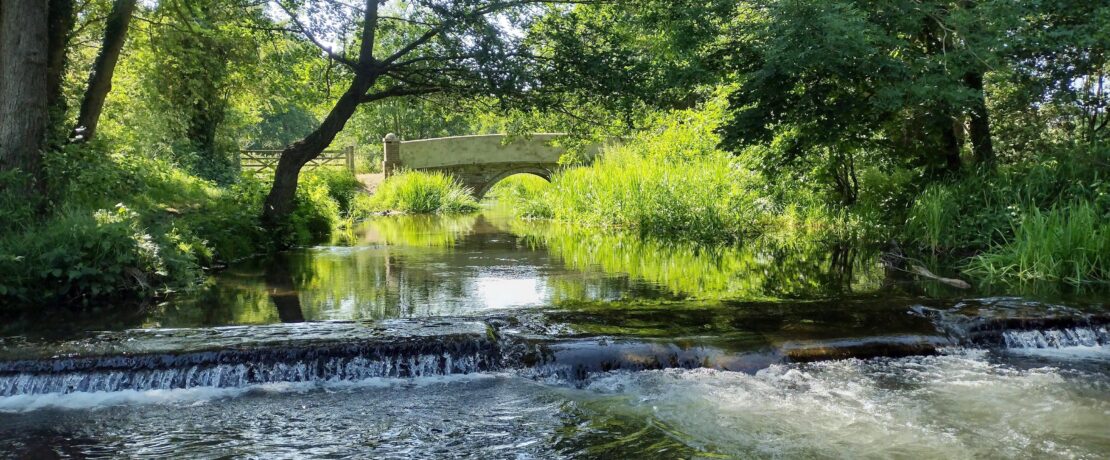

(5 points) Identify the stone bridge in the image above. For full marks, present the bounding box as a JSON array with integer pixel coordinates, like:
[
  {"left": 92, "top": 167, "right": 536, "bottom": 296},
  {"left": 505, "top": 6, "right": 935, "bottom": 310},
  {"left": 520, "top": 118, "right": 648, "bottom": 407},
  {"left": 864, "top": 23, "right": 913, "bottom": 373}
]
[{"left": 382, "top": 133, "right": 599, "bottom": 198}]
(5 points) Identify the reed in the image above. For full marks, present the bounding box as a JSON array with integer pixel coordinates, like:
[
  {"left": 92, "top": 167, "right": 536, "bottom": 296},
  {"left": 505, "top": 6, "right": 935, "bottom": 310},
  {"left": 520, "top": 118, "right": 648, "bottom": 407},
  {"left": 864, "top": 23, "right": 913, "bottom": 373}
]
[
  {"left": 965, "top": 202, "right": 1109, "bottom": 284},
  {"left": 362, "top": 170, "right": 478, "bottom": 214}
]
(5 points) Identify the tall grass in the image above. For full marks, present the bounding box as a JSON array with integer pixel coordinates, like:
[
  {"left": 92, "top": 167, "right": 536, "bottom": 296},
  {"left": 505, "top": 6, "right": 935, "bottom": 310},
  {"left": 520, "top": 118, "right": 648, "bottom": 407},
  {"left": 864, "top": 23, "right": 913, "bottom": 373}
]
[
  {"left": 359, "top": 170, "right": 478, "bottom": 215},
  {"left": 965, "top": 202, "right": 1109, "bottom": 284},
  {"left": 496, "top": 95, "right": 843, "bottom": 245}
]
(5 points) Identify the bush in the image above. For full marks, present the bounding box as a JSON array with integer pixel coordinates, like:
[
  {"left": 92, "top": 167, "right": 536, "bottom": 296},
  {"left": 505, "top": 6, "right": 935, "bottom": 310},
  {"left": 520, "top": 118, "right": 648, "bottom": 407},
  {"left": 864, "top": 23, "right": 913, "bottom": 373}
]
[
  {"left": 0, "top": 141, "right": 364, "bottom": 309},
  {"left": 362, "top": 170, "right": 479, "bottom": 215},
  {"left": 0, "top": 205, "right": 201, "bottom": 305},
  {"left": 287, "top": 173, "right": 344, "bottom": 243},
  {"left": 903, "top": 147, "right": 1110, "bottom": 256},
  {"left": 0, "top": 170, "right": 39, "bottom": 235},
  {"left": 307, "top": 168, "right": 363, "bottom": 215}
]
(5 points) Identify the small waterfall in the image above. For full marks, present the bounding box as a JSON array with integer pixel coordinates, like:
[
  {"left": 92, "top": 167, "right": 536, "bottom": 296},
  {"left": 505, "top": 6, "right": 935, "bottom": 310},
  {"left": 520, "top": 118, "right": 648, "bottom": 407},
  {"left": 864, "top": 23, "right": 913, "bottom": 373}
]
[
  {"left": 0, "top": 341, "right": 500, "bottom": 397},
  {"left": 1002, "top": 327, "right": 1109, "bottom": 349}
]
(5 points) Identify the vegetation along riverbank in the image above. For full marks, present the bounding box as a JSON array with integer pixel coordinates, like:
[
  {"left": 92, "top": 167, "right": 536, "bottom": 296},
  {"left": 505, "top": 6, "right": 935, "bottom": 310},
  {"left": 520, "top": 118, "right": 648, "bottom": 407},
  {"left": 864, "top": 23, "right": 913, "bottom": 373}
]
[{"left": 1, "top": 0, "right": 1107, "bottom": 311}]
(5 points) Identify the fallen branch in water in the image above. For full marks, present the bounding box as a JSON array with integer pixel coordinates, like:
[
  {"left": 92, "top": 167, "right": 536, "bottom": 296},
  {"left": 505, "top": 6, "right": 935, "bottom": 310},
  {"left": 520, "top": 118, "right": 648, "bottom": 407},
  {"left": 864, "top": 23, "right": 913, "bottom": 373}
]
[{"left": 910, "top": 265, "right": 972, "bottom": 289}]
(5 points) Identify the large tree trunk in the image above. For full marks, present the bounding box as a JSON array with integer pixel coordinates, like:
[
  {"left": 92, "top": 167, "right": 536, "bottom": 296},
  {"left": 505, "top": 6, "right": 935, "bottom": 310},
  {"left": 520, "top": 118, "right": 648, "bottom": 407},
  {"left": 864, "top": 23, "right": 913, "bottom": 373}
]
[
  {"left": 261, "top": 74, "right": 373, "bottom": 227},
  {"left": 940, "top": 117, "right": 961, "bottom": 173},
  {"left": 0, "top": 0, "right": 50, "bottom": 188},
  {"left": 46, "top": 0, "right": 73, "bottom": 117},
  {"left": 73, "top": 0, "right": 135, "bottom": 142},
  {"left": 963, "top": 71, "right": 995, "bottom": 165},
  {"left": 262, "top": 0, "right": 380, "bottom": 232}
]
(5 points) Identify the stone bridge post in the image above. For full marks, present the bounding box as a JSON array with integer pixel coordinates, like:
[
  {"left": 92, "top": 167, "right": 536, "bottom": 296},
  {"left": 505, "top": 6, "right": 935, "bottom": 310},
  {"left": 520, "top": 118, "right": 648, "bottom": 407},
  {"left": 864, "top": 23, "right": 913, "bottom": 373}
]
[{"left": 382, "top": 133, "right": 400, "bottom": 177}]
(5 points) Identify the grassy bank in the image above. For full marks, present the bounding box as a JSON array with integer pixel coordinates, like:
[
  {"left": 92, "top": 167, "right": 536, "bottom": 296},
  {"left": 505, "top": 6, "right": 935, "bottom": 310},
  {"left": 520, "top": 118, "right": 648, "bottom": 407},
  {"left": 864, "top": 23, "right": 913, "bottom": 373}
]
[
  {"left": 0, "top": 144, "right": 363, "bottom": 308},
  {"left": 903, "top": 150, "right": 1110, "bottom": 284},
  {"left": 490, "top": 97, "right": 1109, "bottom": 286},
  {"left": 495, "top": 98, "right": 850, "bottom": 246},
  {"left": 356, "top": 170, "right": 479, "bottom": 215}
]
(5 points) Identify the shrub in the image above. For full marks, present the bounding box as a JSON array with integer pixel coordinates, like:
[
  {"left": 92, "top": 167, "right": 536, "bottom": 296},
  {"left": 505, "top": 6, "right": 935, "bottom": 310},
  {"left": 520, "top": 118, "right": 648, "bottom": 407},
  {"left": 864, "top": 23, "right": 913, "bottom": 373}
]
[
  {"left": 0, "top": 170, "right": 39, "bottom": 235},
  {"left": 0, "top": 205, "right": 201, "bottom": 305},
  {"left": 363, "top": 170, "right": 479, "bottom": 215},
  {"left": 0, "top": 141, "right": 366, "bottom": 308},
  {"left": 287, "top": 173, "right": 345, "bottom": 244},
  {"left": 306, "top": 168, "right": 363, "bottom": 215},
  {"left": 903, "top": 147, "right": 1110, "bottom": 256}
]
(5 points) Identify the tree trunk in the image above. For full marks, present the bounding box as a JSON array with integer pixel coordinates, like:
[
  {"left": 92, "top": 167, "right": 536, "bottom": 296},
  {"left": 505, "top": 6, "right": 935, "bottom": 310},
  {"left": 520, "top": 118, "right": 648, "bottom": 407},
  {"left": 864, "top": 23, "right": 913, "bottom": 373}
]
[
  {"left": 46, "top": 0, "right": 73, "bottom": 120},
  {"left": 941, "top": 118, "right": 961, "bottom": 173},
  {"left": 0, "top": 0, "right": 50, "bottom": 188},
  {"left": 73, "top": 0, "right": 135, "bottom": 142},
  {"left": 963, "top": 71, "right": 995, "bottom": 165},
  {"left": 262, "top": 74, "right": 375, "bottom": 227}
]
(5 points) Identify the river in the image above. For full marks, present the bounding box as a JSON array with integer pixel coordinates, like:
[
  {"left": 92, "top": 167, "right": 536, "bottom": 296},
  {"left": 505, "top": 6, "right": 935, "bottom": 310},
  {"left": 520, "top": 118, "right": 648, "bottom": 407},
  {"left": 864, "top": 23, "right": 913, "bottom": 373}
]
[{"left": 1, "top": 210, "right": 1107, "bottom": 458}]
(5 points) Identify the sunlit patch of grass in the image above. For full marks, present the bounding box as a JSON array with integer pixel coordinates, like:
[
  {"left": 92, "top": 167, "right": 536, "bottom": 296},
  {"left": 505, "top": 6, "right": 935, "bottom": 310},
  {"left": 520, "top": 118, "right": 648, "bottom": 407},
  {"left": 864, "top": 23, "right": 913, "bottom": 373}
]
[
  {"left": 358, "top": 170, "right": 478, "bottom": 215},
  {"left": 485, "top": 174, "right": 550, "bottom": 204}
]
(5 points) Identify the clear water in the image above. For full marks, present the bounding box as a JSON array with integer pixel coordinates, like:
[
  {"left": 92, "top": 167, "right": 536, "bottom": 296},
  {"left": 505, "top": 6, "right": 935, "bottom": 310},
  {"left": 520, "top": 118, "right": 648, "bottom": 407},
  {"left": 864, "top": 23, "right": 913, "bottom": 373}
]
[{"left": 1, "top": 210, "right": 1108, "bottom": 458}]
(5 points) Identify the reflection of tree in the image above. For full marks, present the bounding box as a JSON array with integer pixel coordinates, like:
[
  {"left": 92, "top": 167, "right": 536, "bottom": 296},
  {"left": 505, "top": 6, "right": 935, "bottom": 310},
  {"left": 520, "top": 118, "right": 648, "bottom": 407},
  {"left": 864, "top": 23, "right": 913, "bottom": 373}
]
[
  {"left": 265, "top": 255, "right": 305, "bottom": 323},
  {"left": 361, "top": 214, "right": 478, "bottom": 247},
  {"left": 510, "top": 219, "right": 885, "bottom": 300}
]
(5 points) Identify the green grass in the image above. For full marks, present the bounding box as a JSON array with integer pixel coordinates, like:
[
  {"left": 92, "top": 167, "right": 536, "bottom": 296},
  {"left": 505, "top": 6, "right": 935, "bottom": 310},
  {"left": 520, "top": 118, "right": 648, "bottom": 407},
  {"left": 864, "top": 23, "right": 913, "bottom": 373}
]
[
  {"left": 359, "top": 170, "right": 478, "bottom": 215},
  {"left": 485, "top": 174, "right": 550, "bottom": 203},
  {"left": 965, "top": 202, "right": 1109, "bottom": 284},
  {"left": 494, "top": 96, "right": 845, "bottom": 245}
]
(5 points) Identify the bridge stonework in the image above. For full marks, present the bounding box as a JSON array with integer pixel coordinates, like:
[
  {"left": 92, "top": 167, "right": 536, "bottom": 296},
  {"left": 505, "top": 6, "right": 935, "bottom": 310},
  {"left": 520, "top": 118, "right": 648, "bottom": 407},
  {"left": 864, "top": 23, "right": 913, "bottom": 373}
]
[{"left": 382, "top": 133, "right": 594, "bottom": 199}]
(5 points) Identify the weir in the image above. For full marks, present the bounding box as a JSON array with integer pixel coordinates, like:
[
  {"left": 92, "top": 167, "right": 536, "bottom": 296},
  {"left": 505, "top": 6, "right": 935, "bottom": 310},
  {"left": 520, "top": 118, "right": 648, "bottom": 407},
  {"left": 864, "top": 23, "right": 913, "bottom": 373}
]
[{"left": 2, "top": 306, "right": 1106, "bottom": 397}]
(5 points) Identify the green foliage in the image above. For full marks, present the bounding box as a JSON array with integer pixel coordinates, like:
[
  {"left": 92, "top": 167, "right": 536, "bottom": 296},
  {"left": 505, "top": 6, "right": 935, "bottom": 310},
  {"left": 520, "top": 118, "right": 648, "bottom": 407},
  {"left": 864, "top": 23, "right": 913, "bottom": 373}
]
[
  {"left": 904, "top": 147, "right": 1110, "bottom": 256},
  {"left": 361, "top": 170, "right": 479, "bottom": 215},
  {"left": 0, "top": 171, "right": 39, "bottom": 235},
  {"left": 966, "top": 203, "right": 1110, "bottom": 284},
  {"left": 306, "top": 169, "right": 363, "bottom": 216},
  {"left": 485, "top": 174, "right": 550, "bottom": 203},
  {"left": 0, "top": 205, "right": 201, "bottom": 305},
  {"left": 286, "top": 173, "right": 344, "bottom": 244},
  {"left": 0, "top": 139, "right": 363, "bottom": 308},
  {"left": 500, "top": 96, "right": 844, "bottom": 245}
]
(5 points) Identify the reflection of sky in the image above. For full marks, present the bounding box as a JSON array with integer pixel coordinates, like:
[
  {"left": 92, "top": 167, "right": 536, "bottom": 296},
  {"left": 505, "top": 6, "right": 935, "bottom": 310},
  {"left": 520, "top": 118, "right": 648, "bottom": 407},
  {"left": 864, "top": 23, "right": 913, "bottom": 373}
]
[{"left": 474, "top": 277, "right": 545, "bottom": 310}]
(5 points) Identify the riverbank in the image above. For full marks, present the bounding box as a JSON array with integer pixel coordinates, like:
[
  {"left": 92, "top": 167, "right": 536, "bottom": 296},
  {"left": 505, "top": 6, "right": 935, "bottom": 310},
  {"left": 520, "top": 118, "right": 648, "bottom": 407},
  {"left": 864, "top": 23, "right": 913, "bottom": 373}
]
[{"left": 0, "top": 144, "right": 365, "bottom": 309}]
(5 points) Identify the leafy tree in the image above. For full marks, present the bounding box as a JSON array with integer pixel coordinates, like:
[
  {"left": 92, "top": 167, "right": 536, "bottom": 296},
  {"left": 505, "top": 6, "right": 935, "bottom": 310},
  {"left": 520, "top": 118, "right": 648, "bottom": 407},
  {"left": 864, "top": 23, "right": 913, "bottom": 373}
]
[
  {"left": 72, "top": 0, "right": 136, "bottom": 142},
  {"left": 260, "top": 0, "right": 594, "bottom": 228}
]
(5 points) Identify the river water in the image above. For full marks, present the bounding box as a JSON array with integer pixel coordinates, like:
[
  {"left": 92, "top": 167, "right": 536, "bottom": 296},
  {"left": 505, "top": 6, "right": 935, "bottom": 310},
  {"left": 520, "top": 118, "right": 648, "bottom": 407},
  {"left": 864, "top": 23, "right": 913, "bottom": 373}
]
[{"left": 1, "top": 211, "right": 1108, "bottom": 458}]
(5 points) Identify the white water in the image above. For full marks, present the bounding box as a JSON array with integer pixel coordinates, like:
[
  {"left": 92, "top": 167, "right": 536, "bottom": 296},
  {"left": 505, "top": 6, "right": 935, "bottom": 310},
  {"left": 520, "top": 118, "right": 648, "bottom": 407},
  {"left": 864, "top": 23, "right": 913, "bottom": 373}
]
[
  {"left": 1003, "top": 327, "right": 1108, "bottom": 348},
  {"left": 576, "top": 350, "right": 1110, "bottom": 459},
  {"left": 0, "top": 352, "right": 490, "bottom": 396},
  {"left": 0, "top": 373, "right": 499, "bottom": 413}
]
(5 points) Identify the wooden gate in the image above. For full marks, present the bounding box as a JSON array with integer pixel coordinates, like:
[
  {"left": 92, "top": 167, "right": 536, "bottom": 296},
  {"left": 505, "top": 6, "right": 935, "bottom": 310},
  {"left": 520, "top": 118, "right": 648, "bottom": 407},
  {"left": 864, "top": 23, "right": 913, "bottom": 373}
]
[{"left": 239, "top": 146, "right": 355, "bottom": 175}]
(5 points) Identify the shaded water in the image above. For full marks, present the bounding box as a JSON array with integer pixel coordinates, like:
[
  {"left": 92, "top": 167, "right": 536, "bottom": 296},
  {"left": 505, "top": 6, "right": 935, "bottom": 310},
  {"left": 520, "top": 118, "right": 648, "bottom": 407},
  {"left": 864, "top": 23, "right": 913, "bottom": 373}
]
[{"left": 1, "top": 210, "right": 1108, "bottom": 458}]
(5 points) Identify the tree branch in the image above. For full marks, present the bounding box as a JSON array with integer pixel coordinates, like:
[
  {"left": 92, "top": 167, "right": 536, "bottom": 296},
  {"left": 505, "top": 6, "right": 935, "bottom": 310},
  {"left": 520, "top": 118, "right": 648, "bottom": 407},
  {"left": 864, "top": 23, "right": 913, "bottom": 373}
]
[
  {"left": 360, "top": 85, "right": 443, "bottom": 103},
  {"left": 275, "top": 0, "right": 358, "bottom": 69}
]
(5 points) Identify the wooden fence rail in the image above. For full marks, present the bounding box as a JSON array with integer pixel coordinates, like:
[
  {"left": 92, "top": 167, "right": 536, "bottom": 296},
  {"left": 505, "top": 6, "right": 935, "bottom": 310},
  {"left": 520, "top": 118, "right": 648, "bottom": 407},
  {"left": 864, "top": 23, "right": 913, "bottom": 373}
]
[{"left": 239, "top": 146, "right": 356, "bottom": 175}]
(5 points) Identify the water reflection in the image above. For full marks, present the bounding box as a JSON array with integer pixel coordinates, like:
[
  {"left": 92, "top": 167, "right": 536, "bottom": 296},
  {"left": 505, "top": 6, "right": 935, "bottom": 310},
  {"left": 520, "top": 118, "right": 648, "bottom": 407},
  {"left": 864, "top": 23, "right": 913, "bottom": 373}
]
[
  {"left": 148, "top": 212, "right": 906, "bottom": 328},
  {"left": 509, "top": 219, "right": 885, "bottom": 300},
  {"left": 265, "top": 255, "right": 305, "bottom": 323}
]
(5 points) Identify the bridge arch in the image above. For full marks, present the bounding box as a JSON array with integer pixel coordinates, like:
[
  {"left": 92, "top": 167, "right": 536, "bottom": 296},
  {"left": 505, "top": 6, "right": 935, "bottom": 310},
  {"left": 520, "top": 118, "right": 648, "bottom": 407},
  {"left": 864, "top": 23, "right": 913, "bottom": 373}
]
[
  {"left": 382, "top": 133, "right": 597, "bottom": 199},
  {"left": 475, "top": 167, "right": 554, "bottom": 199}
]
